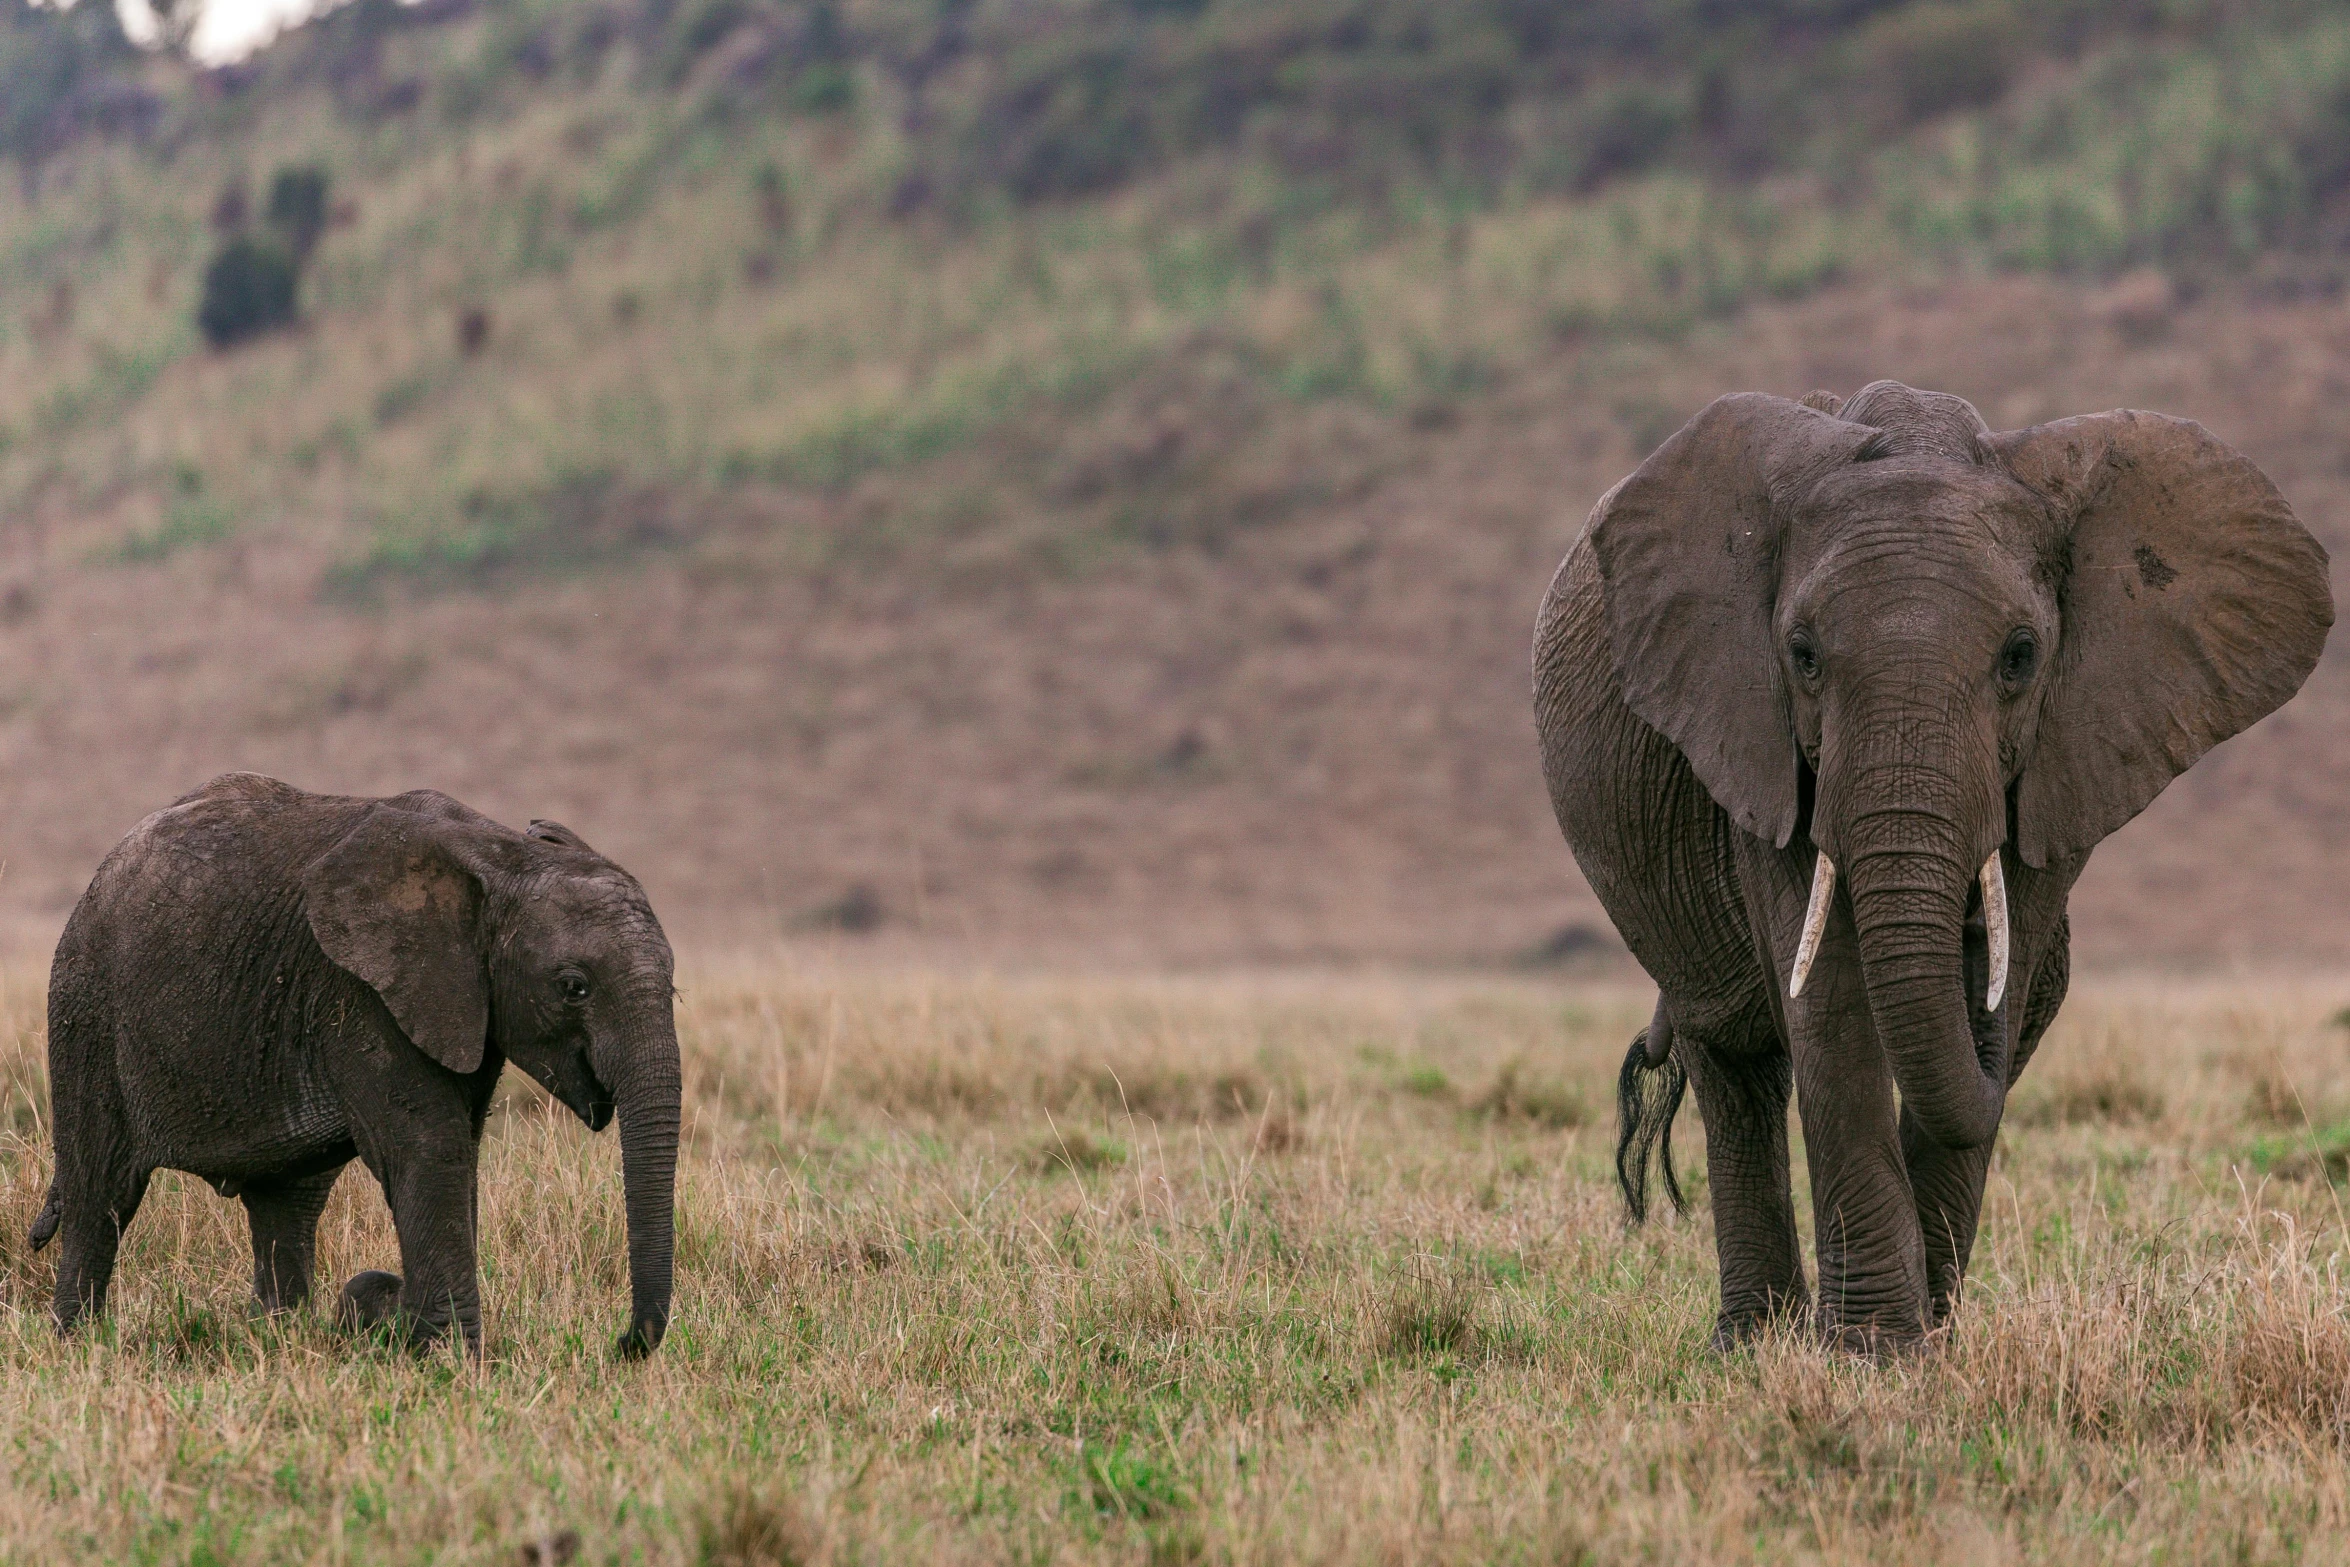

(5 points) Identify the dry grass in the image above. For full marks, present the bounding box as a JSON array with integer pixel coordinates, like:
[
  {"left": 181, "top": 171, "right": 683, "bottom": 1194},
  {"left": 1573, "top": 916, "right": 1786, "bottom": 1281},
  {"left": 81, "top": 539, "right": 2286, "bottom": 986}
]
[{"left": 0, "top": 963, "right": 2340, "bottom": 1559}]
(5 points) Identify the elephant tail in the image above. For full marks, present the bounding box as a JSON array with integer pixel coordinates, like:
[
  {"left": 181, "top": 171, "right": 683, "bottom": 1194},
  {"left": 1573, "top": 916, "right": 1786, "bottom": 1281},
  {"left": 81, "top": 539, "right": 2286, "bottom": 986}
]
[
  {"left": 1614, "top": 1022, "right": 1687, "bottom": 1224},
  {"left": 26, "top": 1184, "right": 59, "bottom": 1252}
]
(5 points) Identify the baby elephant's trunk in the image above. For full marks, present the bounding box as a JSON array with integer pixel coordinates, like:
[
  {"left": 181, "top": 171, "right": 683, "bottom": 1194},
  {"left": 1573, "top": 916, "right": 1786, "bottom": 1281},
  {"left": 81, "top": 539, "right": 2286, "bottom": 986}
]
[{"left": 606, "top": 1016, "right": 682, "bottom": 1358}]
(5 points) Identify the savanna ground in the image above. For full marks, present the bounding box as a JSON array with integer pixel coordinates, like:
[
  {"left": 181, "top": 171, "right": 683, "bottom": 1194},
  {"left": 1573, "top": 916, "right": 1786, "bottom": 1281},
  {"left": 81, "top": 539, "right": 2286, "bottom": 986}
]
[{"left": 0, "top": 961, "right": 2344, "bottom": 1562}]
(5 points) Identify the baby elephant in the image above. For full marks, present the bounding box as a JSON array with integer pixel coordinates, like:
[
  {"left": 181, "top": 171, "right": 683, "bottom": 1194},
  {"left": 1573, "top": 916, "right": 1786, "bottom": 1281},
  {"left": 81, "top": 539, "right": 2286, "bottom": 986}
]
[{"left": 32, "top": 773, "right": 681, "bottom": 1359}]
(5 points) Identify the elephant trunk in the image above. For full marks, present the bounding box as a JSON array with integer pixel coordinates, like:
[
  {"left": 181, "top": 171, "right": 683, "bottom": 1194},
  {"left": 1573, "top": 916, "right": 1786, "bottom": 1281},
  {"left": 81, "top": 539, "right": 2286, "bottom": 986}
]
[
  {"left": 1834, "top": 777, "right": 2008, "bottom": 1151},
  {"left": 602, "top": 1013, "right": 681, "bottom": 1358}
]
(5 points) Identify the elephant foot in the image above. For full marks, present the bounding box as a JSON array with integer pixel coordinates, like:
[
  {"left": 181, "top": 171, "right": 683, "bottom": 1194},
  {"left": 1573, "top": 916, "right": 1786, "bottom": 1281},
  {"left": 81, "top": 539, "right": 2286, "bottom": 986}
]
[
  {"left": 1712, "top": 1286, "right": 1811, "bottom": 1351},
  {"left": 1712, "top": 1312, "right": 1768, "bottom": 1352},
  {"left": 1928, "top": 1272, "right": 1967, "bottom": 1332},
  {"left": 1815, "top": 1315, "right": 1928, "bottom": 1360},
  {"left": 335, "top": 1270, "right": 404, "bottom": 1334}
]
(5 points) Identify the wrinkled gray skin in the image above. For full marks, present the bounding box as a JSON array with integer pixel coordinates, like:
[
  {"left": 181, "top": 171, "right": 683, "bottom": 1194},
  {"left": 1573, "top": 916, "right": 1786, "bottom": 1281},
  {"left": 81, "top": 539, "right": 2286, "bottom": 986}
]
[
  {"left": 32, "top": 773, "right": 681, "bottom": 1360},
  {"left": 1536, "top": 382, "right": 2333, "bottom": 1351}
]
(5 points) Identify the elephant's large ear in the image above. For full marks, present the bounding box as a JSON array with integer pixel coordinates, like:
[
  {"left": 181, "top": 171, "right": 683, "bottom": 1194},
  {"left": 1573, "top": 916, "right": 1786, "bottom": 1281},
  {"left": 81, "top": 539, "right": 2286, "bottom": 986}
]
[
  {"left": 1591, "top": 391, "right": 1886, "bottom": 847},
  {"left": 303, "top": 810, "right": 490, "bottom": 1074},
  {"left": 1992, "top": 411, "right": 2333, "bottom": 867}
]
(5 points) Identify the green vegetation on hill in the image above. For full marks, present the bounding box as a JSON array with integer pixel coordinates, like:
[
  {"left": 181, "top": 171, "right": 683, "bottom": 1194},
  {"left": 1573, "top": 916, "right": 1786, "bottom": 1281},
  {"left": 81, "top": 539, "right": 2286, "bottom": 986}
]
[{"left": 7, "top": 0, "right": 2350, "bottom": 587}]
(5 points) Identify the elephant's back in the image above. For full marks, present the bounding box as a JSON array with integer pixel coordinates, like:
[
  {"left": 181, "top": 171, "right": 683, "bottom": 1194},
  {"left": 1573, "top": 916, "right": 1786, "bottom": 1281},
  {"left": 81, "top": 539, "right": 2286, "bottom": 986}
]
[
  {"left": 58, "top": 778, "right": 363, "bottom": 1024},
  {"left": 55, "top": 780, "right": 361, "bottom": 1169},
  {"left": 86, "top": 778, "right": 361, "bottom": 908}
]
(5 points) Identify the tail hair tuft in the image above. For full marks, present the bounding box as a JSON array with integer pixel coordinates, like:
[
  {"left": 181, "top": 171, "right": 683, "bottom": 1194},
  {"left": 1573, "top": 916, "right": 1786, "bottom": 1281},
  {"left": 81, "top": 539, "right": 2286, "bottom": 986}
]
[{"left": 1615, "top": 1030, "right": 1687, "bottom": 1224}]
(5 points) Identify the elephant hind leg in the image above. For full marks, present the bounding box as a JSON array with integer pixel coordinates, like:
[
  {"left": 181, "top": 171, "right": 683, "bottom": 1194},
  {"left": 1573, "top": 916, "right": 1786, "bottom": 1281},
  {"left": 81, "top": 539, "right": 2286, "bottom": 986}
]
[
  {"left": 243, "top": 1167, "right": 345, "bottom": 1314},
  {"left": 1616, "top": 997, "right": 1688, "bottom": 1223},
  {"left": 51, "top": 1165, "right": 152, "bottom": 1333}
]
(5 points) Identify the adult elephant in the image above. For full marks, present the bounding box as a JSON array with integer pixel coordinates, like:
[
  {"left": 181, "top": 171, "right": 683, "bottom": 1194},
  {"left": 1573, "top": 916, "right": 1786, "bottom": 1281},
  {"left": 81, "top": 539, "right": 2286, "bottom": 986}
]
[
  {"left": 33, "top": 773, "right": 682, "bottom": 1359},
  {"left": 1534, "top": 381, "right": 2332, "bottom": 1350}
]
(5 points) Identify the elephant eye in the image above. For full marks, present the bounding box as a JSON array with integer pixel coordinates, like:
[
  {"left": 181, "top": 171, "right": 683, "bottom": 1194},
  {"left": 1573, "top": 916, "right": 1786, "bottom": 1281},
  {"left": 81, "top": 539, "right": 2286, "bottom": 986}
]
[
  {"left": 1787, "top": 630, "right": 1821, "bottom": 682},
  {"left": 2000, "top": 629, "right": 2039, "bottom": 686},
  {"left": 559, "top": 973, "right": 592, "bottom": 1005}
]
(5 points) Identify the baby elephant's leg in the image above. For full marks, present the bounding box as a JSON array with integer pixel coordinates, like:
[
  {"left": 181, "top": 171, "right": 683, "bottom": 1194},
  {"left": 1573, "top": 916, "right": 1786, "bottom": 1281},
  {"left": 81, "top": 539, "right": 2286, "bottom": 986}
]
[
  {"left": 51, "top": 1165, "right": 152, "bottom": 1333},
  {"left": 339, "top": 1136, "right": 484, "bottom": 1357},
  {"left": 242, "top": 1168, "right": 345, "bottom": 1314},
  {"left": 389, "top": 1159, "right": 483, "bottom": 1357}
]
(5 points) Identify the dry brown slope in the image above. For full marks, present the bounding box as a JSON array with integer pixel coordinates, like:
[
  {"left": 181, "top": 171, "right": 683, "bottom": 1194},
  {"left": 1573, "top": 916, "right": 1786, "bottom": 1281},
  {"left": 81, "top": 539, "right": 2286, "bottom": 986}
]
[{"left": 0, "top": 273, "right": 2341, "bottom": 967}]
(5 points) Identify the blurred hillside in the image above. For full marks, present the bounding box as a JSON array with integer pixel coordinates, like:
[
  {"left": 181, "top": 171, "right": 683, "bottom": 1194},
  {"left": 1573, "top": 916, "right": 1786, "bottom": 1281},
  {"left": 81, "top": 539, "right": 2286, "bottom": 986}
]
[{"left": 0, "top": 0, "right": 2345, "bottom": 965}]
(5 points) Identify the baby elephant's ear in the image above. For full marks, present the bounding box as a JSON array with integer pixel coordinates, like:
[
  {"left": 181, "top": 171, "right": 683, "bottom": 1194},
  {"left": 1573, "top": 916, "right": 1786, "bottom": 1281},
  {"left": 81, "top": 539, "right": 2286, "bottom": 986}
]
[{"left": 303, "top": 809, "right": 490, "bottom": 1074}]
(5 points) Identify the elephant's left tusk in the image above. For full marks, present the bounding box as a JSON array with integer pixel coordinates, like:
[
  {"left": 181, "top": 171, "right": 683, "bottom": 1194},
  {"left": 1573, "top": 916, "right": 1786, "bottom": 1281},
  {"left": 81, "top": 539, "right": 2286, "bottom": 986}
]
[
  {"left": 1789, "top": 850, "right": 1836, "bottom": 1000},
  {"left": 1981, "top": 851, "right": 2009, "bottom": 1015}
]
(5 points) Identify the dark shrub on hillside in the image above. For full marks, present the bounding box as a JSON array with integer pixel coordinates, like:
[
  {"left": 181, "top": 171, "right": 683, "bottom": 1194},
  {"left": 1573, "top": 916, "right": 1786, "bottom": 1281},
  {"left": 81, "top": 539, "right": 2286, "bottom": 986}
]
[
  {"left": 2292, "top": 77, "right": 2350, "bottom": 204},
  {"left": 198, "top": 237, "right": 299, "bottom": 348},
  {"left": 457, "top": 304, "right": 491, "bottom": 354},
  {"left": 210, "top": 179, "right": 249, "bottom": 232},
  {"left": 1865, "top": 2, "right": 2010, "bottom": 126},
  {"left": 661, "top": 0, "right": 749, "bottom": 84},
  {"left": 1573, "top": 82, "right": 1686, "bottom": 191},
  {"left": 267, "top": 165, "right": 332, "bottom": 261},
  {"left": 1001, "top": 52, "right": 1149, "bottom": 199}
]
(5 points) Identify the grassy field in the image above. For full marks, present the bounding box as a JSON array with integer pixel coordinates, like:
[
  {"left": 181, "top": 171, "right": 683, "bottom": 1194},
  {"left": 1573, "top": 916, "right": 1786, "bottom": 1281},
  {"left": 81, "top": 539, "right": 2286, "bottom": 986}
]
[{"left": 0, "top": 963, "right": 2342, "bottom": 1561}]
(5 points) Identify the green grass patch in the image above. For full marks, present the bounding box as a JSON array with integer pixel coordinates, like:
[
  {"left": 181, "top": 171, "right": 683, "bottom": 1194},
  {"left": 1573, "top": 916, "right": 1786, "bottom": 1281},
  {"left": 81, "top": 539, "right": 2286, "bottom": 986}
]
[
  {"left": 105, "top": 494, "right": 235, "bottom": 564},
  {"left": 326, "top": 468, "right": 689, "bottom": 598},
  {"left": 2246, "top": 1120, "right": 2350, "bottom": 1185}
]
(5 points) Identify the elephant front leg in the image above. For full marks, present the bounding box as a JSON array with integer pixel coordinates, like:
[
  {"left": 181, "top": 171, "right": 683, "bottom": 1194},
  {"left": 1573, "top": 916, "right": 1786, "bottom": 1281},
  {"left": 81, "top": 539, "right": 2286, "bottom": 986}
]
[
  {"left": 1680, "top": 1024, "right": 1808, "bottom": 1346},
  {"left": 350, "top": 1141, "right": 484, "bottom": 1358},
  {"left": 242, "top": 1166, "right": 346, "bottom": 1314},
  {"left": 1901, "top": 1124, "right": 1989, "bottom": 1326},
  {"left": 1908, "top": 922, "right": 2073, "bottom": 1325},
  {"left": 1793, "top": 969, "right": 1931, "bottom": 1350}
]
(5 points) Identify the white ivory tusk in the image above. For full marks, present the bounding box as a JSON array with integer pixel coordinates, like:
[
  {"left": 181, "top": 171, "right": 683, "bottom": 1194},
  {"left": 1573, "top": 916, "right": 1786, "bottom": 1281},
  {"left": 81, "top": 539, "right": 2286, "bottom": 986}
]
[
  {"left": 1981, "top": 851, "right": 2010, "bottom": 1015},
  {"left": 1788, "top": 851, "right": 1837, "bottom": 1000}
]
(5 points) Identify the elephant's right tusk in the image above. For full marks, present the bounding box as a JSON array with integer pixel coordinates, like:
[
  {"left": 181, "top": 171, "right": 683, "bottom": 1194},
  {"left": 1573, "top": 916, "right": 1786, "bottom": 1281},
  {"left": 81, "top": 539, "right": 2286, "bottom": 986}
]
[
  {"left": 1981, "top": 851, "right": 2010, "bottom": 1015},
  {"left": 1788, "top": 850, "right": 1836, "bottom": 1000}
]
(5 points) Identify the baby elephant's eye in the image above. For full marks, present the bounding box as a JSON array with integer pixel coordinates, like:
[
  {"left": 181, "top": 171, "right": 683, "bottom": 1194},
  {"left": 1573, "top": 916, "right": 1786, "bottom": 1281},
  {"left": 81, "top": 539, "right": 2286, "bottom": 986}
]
[
  {"left": 560, "top": 973, "right": 592, "bottom": 1005},
  {"left": 1999, "top": 629, "right": 2040, "bottom": 686}
]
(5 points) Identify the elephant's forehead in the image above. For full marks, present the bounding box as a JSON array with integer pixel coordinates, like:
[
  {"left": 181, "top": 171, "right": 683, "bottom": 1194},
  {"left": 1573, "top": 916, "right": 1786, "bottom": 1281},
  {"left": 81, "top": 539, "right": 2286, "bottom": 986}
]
[
  {"left": 1794, "top": 459, "right": 2045, "bottom": 547},
  {"left": 1786, "top": 463, "right": 2055, "bottom": 633},
  {"left": 524, "top": 871, "right": 668, "bottom": 945}
]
